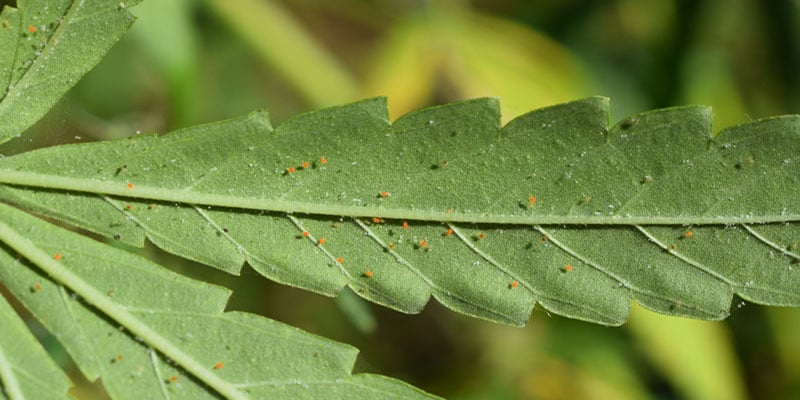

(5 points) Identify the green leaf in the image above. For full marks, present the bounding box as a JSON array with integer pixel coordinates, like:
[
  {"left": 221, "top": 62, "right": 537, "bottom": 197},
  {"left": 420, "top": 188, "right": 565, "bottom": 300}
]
[
  {"left": 206, "top": 0, "right": 358, "bottom": 108},
  {"left": 0, "top": 97, "right": 798, "bottom": 326},
  {"left": 0, "top": 0, "right": 141, "bottom": 144},
  {"left": 0, "top": 292, "right": 72, "bottom": 399},
  {"left": 0, "top": 203, "right": 439, "bottom": 399}
]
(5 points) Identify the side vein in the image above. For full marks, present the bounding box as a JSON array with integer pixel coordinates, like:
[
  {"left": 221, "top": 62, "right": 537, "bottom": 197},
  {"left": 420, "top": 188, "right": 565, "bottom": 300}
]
[{"left": 352, "top": 219, "right": 520, "bottom": 322}]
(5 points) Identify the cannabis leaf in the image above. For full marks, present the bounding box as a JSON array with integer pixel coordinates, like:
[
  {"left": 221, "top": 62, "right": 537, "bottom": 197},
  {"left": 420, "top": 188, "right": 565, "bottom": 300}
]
[
  {"left": 0, "top": 203, "right": 438, "bottom": 399},
  {"left": 0, "top": 292, "right": 71, "bottom": 399},
  {"left": 1, "top": 97, "right": 798, "bottom": 326},
  {"left": 0, "top": 0, "right": 139, "bottom": 144}
]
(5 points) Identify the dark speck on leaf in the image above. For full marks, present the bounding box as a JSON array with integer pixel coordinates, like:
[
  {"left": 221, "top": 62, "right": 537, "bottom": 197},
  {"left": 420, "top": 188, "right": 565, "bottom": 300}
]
[{"left": 620, "top": 117, "right": 638, "bottom": 130}]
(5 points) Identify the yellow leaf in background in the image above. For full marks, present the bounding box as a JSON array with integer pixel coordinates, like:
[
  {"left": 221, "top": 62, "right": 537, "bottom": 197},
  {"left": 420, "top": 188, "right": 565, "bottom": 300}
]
[{"left": 363, "top": 2, "right": 595, "bottom": 122}]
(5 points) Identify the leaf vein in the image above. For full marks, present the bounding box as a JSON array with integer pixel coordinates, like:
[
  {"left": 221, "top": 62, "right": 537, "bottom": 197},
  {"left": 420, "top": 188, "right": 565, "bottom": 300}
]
[
  {"left": 742, "top": 224, "right": 800, "bottom": 261},
  {"left": 354, "top": 218, "right": 521, "bottom": 321},
  {"left": 634, "top": 225, "right": 735, "bottom": 286}
]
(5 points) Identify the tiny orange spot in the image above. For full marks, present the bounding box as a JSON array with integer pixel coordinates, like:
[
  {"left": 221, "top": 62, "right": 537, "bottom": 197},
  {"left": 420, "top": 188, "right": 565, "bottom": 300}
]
[
  {"left": 320, "top": 156, "right": 327, "bottom": 164},
  {"left": 336, "top": 257, "right": 344, "bottom": 263},
  {"left": 302, "top": 161, "right": 310, "bottom": 169},
  {"left": 317, "top": 237, "right": 326, "bottom": 245},
  {"left": 419, "top": 240, "right": 427, "bottom": 248},
  {"left": 53, "top": 253, "right": 62, "bottom": 260},
  {"left": 124, "top": 205, "right": 133, "bottom": 211},
  {"left": 478, "top": 233, "right": 485, "bottom": 239},
  {"left": 387, "top": 242, "right": 395, "bottom": 250},
  {"left": 287, "top": 166, "right": 296, "bottom": 174},
  {"left": 302, "top": 231, "right": 310, "bottom": 237},
  {"left": 444, "top": 229, "right": 453, "bottom": 236},
  {"left": 684, "top": 231, "right": 693, "bottom": 238},
  {"left": 364, "top": 270, "right": 373, "bottom": 278},
  {"left": 529, "top": 195, "right": 536, "bottom": 205},
  {"left": 33, "top": 282, "right": 42, "bottom": 292},
  {"left": 126, "top": 182, "right": 134, "bottom": 189},
  {"left": 540, "top": 235, "right": 548, "bottom": 243},
  {"left": 115, "top": 354, "right": 124, "bottom": 362},
  {"left": 565, "top": 264, "right": 573, "bottom": 272},
  {"left": 402, "top": 221, "right": 409, "bottom": 230},
  {"left": 214, "top": 362, "right": 224, "bottom": 370},
  {"left": 380, "top": 191, "right": 390, "bottom": 198},
  {"left": 169, "top": 375, "right": 178, "bottom": 382},
  {"left": 372, "top": 217, "right": 383, "bottom": 224},
  {"left": 27, "top": 25, "right": 36, "bottom": 33},
  {"left": 510, "top": 281, "right": 519, "bottom": 289}
]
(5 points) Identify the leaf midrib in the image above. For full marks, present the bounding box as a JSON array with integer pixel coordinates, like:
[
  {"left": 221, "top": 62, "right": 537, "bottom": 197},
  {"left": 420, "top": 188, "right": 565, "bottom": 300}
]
[{"left": 1, "top": 172, "right": 798, "bottom": 225}]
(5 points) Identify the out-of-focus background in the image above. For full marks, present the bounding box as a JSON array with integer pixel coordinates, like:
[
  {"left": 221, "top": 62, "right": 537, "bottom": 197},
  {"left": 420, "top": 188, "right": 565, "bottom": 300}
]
[{"left": 9, "top": 0, "right": 800, "bottom": 399}]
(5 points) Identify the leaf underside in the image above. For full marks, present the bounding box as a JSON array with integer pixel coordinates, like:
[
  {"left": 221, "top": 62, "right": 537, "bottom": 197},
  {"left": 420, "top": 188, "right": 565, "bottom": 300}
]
[
  {"left": 1, "top": 97, "right": 799, "bottom": 326},
  {"left": 0, "top": 0, "right": 141, "bottom": 144},
  {"left": 0, "top": 203, "right": 437, "bottom": 399},
  {"left": 0, "top": 291, "right": 71, "bottom": 399}
]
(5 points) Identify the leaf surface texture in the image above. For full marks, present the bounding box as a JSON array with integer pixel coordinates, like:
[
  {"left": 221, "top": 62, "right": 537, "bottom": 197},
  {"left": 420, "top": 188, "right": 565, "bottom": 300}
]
[
  {"left": 0, "top": 203, "right": 438, "bottom": 399},
  {"left": 0, "top": 97, "right": 798, "bottom": 326},
  {"left": 0, "top": 0, "right": 139, "bottom": 144}
]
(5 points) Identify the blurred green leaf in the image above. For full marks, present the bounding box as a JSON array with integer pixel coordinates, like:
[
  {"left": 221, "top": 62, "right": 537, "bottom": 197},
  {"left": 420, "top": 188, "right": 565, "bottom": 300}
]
[
  {"left": 206, "top": 0, "right": 358, "bottom": 108},
  {"left": 678, "top": 0, "right": 750, "bottom": 131},
  {"left": 1, "top": 97, "right": 798, "bottom": 327},
  {"left": 364, "top": 2, "right": 594, "bottom": 121},
  {"left": 362, "top": 14, "right": 442, "bottom": 120},
  {"left": 769, "top": 307, "right": 800, "bottom": 379},
  {"left": 336, "top": 287, "right": 378, "bottom": 335},
  {"left": 628, "top": 304, "right": 746, "bottom": 400},
  {"left": 0, "top": 203, "right": 439, "bottom": 399},
  {"left": 129, "top": 0, "right": 200, "bottom": 127},
  {"left": 0, "top": 0, "right": 141, "bottom": 144}
]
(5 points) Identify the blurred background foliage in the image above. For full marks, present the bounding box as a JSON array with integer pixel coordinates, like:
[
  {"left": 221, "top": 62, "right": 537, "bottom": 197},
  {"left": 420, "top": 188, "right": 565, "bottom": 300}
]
[{"left": 5, "top": 0, "right": 800, "bottom": 399}]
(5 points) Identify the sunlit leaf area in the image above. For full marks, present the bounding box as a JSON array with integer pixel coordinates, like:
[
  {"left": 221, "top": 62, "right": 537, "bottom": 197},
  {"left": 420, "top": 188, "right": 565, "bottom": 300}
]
[{"left": 2, "top": 0, "right": 799, "bottom": 399}]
